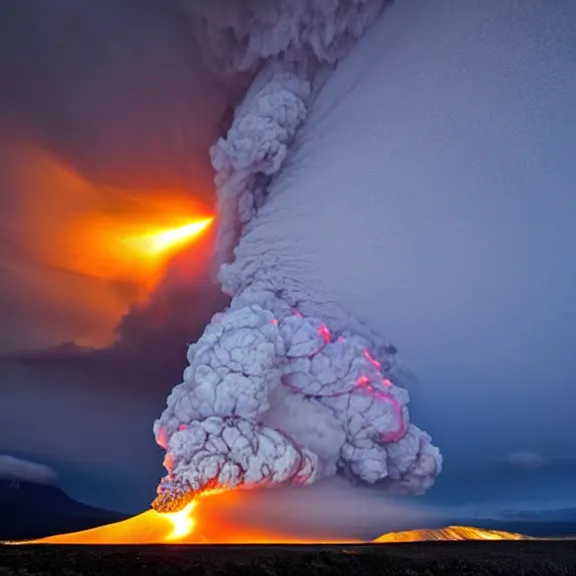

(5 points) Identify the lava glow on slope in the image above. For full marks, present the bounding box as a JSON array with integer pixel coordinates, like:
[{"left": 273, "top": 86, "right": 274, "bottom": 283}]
[
  {"left": 24, "top": 491, "right": 358, "bottom": 545},
  {"left": 7, "top": 489, "right": 530, "bottom": 546},
  {"left": 374, "top": 526, "right": 532, "bottom": 542}
]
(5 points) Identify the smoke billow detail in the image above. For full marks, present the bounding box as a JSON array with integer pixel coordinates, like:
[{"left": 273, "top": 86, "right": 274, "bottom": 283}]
[{"left": 153, "top": 0, "right": 442, "bottom": 513}]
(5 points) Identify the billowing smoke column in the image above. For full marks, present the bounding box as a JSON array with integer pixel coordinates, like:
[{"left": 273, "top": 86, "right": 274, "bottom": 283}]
[{"left": 153, "top": 0, "right": 442, "bottom": 513}]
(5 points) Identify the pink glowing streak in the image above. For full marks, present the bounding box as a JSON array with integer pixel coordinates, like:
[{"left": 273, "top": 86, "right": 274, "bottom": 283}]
[
  {"left": 281, "top": 312, "right": 407, "bottom": 442},
  {"left": 355, "top": 375, "right": 407, "bottom": 443},
  {"left": 363, "top": 349, "right": 382, "bottom": 370},
  {"left": 319, "top": 324, "right": 332, "bottom": 343}
]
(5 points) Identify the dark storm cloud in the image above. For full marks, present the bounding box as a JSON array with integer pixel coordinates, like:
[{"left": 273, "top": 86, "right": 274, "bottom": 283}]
[{"left": 0, "top": 0, "right": 227, "bottom": 189}]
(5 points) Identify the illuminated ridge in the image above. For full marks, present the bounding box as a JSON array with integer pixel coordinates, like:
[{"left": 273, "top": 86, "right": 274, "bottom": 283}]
[{"left": 373, "top": 525, "right": 532, "bottom": 542}]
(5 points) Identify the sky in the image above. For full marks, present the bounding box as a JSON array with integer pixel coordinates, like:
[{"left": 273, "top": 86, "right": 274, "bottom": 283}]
[
  {"left": 281, "top": 0, "right": 576, "bottom": 505},
  {"left": 255, "top": 0, "right": 576, "bottom": 501},
  {"left": 0, "top": 0, "right": 575, "bottom": 516}
]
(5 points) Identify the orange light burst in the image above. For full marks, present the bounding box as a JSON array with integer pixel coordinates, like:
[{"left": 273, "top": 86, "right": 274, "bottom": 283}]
[
  {"left": 134, "top": 218, "right": 214, "bottom": 259},
  {"left": 3, "top": 143, "right": 214, "bottom": 347},
  {"left": 21, "top": 490, "right": 359, "bottom": 545},
  {"left": 164, "top": 501, "right": 196, "bottom": 541},
  {"left": 4, "top": 488, "right": 532, "bottom": 546}
]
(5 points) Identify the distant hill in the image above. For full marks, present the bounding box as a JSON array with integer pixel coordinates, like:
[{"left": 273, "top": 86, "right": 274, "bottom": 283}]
[
  {"left": 373, "top": 521, "right": 576, "bottom": 542},
  {"left": 0, "top": 479, "right": 128, "bottom": 541},
  {"left": 374, "top": 525, "right": 531, "bottom": 542}
]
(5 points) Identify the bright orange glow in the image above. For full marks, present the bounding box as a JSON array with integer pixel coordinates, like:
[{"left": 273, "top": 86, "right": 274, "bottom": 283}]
[
  {"left": 133, "top": 218, "right": 213, "bottom": 258},
  {"left": 2, "top": 143, "right": 214, "bottom": 348},
  {"left": 23, "top": 490, "right": 360, "bottom": 545},
  {"left": 164, "top": 501, "right": 196, "bottom": 541},
  {"left": 7, "top": 487, "right": 531, "bottom": 546}
]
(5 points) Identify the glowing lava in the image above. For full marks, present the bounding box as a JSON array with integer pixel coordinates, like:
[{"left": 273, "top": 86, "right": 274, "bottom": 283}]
[
  {"left": 12, "top": 515, "right": 531, "bottom": 546},
  {"left": 8, "top": 490, "right": 530, "bottom": 546},
  {"left": 164, "top": 501, "right": 196, "bottom": 541},
  {"left": 374, "top": 526, "right": 532, "bottom": 542},
  {"left": 21, "top": 490, "right": 358, "bottom": 545}
]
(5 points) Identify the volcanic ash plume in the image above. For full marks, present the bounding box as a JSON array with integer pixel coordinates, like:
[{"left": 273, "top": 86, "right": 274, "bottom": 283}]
[{"left": 153, "top": 0, "right": 442, "bottom": 513}]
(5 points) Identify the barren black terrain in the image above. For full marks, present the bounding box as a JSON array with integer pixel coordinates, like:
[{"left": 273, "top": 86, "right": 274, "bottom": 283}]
[{"left": 2, "top": 542, "right": 576, "bottom": 576}]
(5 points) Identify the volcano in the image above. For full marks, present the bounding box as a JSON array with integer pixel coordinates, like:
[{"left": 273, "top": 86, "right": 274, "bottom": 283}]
[
  {"left": 12, "top": 515, "right": 533, "bottom": 545},
  {"left": 3, "top": 486, "right": 536, "bottom": 545}
]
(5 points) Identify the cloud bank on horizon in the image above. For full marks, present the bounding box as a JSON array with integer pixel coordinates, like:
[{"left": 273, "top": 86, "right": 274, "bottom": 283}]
[{"left": 0, "top": 455, "right": 58, "bottom": 485}]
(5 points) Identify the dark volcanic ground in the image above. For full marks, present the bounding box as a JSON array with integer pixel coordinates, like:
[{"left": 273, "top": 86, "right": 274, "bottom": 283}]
[{"left": 1, "top": 542, "right": 576, "bottom": 576}]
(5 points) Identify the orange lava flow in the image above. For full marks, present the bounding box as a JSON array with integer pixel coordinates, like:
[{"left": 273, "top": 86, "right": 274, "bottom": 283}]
[
  {"left": 26, "top": 491, "right": 358, "bottom": 545},
  {"left": 19, "top": 517, "right": 531, "bottom": 546},
  {"left": 10, "top": 487, "right": 529, "bottom": 546}
]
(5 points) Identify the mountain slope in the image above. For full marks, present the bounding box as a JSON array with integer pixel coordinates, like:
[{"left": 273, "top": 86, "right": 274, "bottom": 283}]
[{"left": 0, "top": 479, "right": 128, "bottom": 541}]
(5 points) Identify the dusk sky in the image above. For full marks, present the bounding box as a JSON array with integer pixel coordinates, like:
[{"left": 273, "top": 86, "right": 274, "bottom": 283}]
[{"left": 0, "top": 0, "right": 574, "bottom": 519}]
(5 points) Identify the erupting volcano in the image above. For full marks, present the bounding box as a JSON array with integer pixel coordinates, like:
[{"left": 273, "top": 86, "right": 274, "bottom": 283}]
[
  {"left": 151, "top": 305, "right": 438, "bottom": 515},
  {"left": 24, "top": 490, "right": 358, "bottom": 545},
  {"left": 14, "top": 489, "right": 529, "bottom": 545},
  {"left": 1, "top": 0, "right": 573, "bottom": 557}
]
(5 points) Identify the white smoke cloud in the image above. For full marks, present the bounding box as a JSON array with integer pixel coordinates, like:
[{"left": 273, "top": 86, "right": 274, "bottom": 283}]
[
  {"left": 0, "top": 455, "right": 58, "bottom": 485},
  {"left": 210, "top": 66, "right": 311, "bottom": 265},
  {"left": 180, "top": 0, "right": 392, "bottom": 265},
  {"left": 202, "top": 478, "right": 442, "bottom": 540},
  {"left": 152, "top": 0, "right": 442, "bottom": 513}
]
